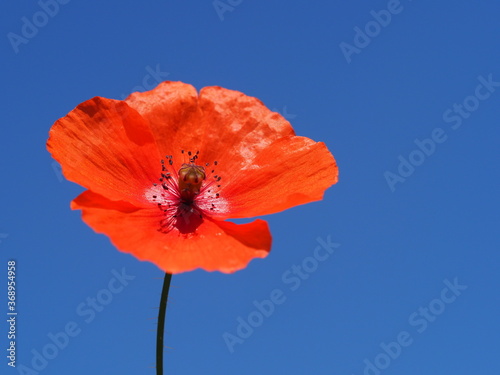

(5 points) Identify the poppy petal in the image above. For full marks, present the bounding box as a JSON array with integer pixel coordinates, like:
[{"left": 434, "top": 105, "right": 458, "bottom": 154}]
[
  {"left": 221, "top": 135, "right": 338, "bottom": 218},
  {"left": 195, "top": 86, "right": 295, "bottom": 165},
  {"left": 47, "top": 97, "right": 161, "bottom": 206},
  {"left": 72, "top": 190, "right": 272, "bottom": 274},
  {"left": 124, "top": 81, "right": 203, "bottom": 159},
  {"left": 125, "top": 83, "right": 296, "bottom": 171}
]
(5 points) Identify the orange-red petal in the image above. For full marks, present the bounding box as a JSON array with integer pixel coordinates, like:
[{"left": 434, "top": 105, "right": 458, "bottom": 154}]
[
  {"left": 47, "top": 97, "right": 161, "bottom": 206},
  {"left": 72, "top": 191, "right": 272, "bottom": 274},
  {"left": 221, "top": 135, "right": 338, "bottom": 218},
  {"left": 124, "top": 81, "right": 203, "bottom": 160},
  {"left": 195, "top": 86, "right": 296, "bottom": 166},
  {"left": 125, "top": 83, "right": 295, "bottom": 173}
]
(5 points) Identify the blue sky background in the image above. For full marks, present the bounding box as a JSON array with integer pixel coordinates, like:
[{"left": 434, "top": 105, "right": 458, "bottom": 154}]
[{"left": 1, "top": 1, "right": 499, "bottom": 374}]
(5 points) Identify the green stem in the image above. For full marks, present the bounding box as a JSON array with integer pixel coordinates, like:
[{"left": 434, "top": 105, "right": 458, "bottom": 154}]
[{"left": 157, "top": 272, "right": 172, "bottom": 375}]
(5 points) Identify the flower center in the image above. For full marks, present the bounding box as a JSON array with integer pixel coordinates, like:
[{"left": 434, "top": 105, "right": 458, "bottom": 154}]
[
  {"left": 149, "top": 150, "right": 224, "bottom": 234},
  {"left": 178, "top": 163, "right": 206, "bottom": 202}
]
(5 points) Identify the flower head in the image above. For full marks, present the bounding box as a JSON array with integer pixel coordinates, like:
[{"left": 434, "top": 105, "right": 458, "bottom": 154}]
[{"left": 47, "top": 82, "right": 338, "bottom": 273}]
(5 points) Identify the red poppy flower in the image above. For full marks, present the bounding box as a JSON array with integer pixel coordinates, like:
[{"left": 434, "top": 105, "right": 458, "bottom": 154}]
[{"left": 47, "top": 81, "right": 338, "bottom": 274}]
